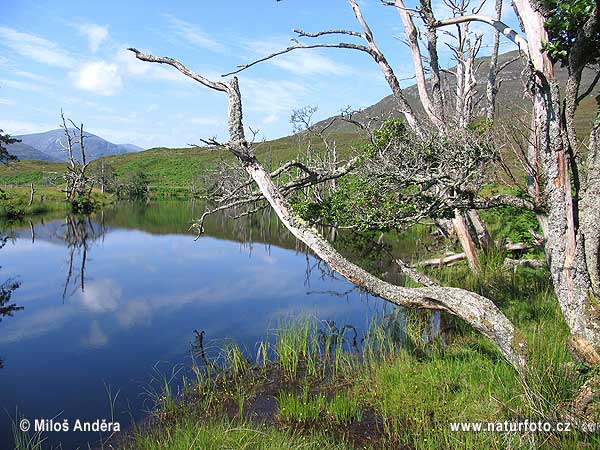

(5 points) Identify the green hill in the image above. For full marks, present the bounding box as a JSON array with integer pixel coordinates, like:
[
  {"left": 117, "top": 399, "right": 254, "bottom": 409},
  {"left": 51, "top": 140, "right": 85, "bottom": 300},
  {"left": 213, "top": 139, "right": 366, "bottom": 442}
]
[{"left": 0, "top": 132, "right": 364, "bottom": 198}]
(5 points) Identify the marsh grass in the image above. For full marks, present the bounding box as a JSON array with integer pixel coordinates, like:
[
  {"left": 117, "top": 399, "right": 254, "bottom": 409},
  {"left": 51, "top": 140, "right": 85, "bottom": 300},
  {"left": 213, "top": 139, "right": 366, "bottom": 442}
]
[
  {"left": 277, "top": 384, "right": 327, "bottom": 425},
  {"left": 107, "top": 253, "right": 600, "bottom": 449},
  {"left": 326, "top": 392, "right": 363, "bottom": 425},
  {"left": 11, "top": 417, "right": 44, "bottom": 450},
  {"left": 119, "top": 418, "right": 350, "bottom": 450}
]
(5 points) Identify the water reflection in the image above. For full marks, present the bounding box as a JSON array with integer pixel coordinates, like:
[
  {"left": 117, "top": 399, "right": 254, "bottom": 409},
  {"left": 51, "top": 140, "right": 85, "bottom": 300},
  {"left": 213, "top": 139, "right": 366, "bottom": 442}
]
[
  {"left": 0, "top": 202, "right": 431, "bottom": 449},
  {"left": 62, "top": 214, "right": 106, "bottom": 299},
  {"left": 0, "top": 233, "right": 23, "bottom": 370}
]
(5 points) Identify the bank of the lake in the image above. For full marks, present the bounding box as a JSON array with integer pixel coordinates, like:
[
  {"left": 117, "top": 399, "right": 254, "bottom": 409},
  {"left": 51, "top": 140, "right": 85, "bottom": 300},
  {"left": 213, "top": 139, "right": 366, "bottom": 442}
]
[
  {"left": 1, "top": 202, "right": 421, "bottom": 449},
  {"left": 0, "top": 185, "right": 113, "bottom": 219},
  {"left": 110, "top": 254, "right": 600, "bottom": 450}
]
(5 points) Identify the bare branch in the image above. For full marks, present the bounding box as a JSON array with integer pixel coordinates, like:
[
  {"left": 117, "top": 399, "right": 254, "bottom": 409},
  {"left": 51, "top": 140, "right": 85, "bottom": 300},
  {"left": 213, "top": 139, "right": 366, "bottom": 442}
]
[
  {"left": 432, "top": 15, "right": 529, "bottom": 52},
  {"left": 294, "top": 28, "right": 363, "bottom": 38},
  {"left": 223, "top": 42, "right": 371, "bottom": 77},
  {"left": 128, "top": 48, "right": 228, "bottom": 93}
]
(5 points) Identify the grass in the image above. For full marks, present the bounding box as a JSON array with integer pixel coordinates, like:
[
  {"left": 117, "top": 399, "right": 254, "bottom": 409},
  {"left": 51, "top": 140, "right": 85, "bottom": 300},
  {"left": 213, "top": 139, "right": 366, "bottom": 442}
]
[
  {"left": 120, "top": 418, "right": 350, "bottom": 450},
  {"left": 0, "top": 132, "right": 364, "bottom": 199},
  {"left": 277, "top": 385, "right": 327, "bottom": 425},
  {"left": 326, "top": 392, "right": 363, "bottom": 425},
  {"left": 101, "top": 249, "right": 600, "bottom": 450}
]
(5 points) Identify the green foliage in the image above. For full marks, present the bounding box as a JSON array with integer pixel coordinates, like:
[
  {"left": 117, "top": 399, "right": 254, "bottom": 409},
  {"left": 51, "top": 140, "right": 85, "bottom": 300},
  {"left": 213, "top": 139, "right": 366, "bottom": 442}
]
[
  {"left": 543, "top": 0, "right": 599, "bottom": 65},
  {"left": 117, "top": 171, "right": 150, "bottom": 200},
  {"left": 70, "top": 195, "right": 95, "bottom": 214},
  {"left": 277, "top": 385, "right": 327, "bottom": 425},
  {"left": 0, "top": 189, "right": 25, "bottom": 219},
  {"left": 0, "top": 130, "right": 18, "bottom": 165},
  {"left": 467, "top": 117, "right": 494, "bottom": 134},
  {"left": 480, "top": 205, "right": 540, "bottom": 245},
  {"left": 291, "top": 174, "right": 420, "bottom": 232},
  {"left": 373, "top": 118, "right": 408, "bottom": 149}
]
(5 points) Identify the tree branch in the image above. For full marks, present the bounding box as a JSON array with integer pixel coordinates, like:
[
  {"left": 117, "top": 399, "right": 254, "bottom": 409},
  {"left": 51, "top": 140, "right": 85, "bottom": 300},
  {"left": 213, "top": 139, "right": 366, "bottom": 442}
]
[{"left": 432, "top": 15, "right": 529, "bottom": 52}]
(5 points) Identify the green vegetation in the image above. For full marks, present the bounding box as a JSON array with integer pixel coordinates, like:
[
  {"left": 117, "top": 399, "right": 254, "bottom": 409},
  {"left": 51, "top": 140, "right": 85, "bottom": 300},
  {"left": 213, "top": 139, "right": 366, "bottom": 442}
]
[
  {"left": 0, "top": 132, "right": 363, "bottom": 206},
  {"left": 0, "top": 185, "right": 112, "bottom": 219},
  {"left": 121, "top": 419, "right": 348, "bottom": 450},
  {"left": 94, "top": 254, "right": 600, "bottom": 449}
]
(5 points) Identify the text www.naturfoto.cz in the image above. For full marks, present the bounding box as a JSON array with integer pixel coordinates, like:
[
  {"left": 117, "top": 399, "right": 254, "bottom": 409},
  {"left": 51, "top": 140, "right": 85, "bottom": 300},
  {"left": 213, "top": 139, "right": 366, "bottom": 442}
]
[{"left": 449, "top": 421, "right": 579, "bottom": 433}]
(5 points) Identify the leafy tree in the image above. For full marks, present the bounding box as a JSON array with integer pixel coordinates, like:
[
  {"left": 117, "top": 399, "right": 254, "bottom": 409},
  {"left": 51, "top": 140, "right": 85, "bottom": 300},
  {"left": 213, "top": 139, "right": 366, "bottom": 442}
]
[
  {"left": 0, "top": 129, "right": 18, "bottom": 164},
  {"left": 543, "top": 0, "right": 599, "bottom": 65},
  {"left": 117, "top": 171, "right": 149, "bottom": 200}
]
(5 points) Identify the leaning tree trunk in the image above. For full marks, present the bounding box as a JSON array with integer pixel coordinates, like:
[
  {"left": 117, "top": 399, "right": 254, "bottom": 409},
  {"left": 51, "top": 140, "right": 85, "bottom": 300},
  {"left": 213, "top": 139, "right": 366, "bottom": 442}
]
[{"left": 128, "top": 48, "right": 530, "bottom": 375}]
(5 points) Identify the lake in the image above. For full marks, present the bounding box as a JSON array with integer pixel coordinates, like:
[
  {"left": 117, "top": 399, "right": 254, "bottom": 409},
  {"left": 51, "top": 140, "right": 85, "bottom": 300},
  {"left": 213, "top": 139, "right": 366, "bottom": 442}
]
[{"left": 0, "top": 201, "right": 428, "bottom": 449}]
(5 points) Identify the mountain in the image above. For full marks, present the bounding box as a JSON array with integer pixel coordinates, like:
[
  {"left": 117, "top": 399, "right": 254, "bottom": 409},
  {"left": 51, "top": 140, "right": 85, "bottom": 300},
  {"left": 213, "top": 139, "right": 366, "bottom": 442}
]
[
  {"left": 13, "top": 129, "right": 139, "bottom": 162},
  {"left": 314, "top": 50, "right": 599, "bottom": 132},
  {"left": 5, "top": 141, "right": 59, "bottom": 162}
]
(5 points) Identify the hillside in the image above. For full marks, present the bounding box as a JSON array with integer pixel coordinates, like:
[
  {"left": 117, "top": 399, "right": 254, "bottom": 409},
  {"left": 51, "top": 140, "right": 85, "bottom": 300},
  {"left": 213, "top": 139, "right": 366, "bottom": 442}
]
[
  {"left": 0, "top": 132, "right": 362, "bottom": 196},
  {"left": 315, "top": 50, "right": 599, "bottom": 135},
  {"left": 13, "top": 129, "right": 140, "bottom": 162}
]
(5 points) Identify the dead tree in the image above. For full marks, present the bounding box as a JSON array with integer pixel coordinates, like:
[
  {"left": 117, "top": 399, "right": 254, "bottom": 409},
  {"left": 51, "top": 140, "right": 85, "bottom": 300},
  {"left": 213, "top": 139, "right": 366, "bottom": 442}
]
[
  {"left": 228, "top": 0, "right": 503, "bottom": 272},
  {"left": 427, "top": 0, "right": 600, "bottom": 365},
  {"left": 27, "top": 183, "right": 35, "bottom": 207},
  {"left": 59, "top": 111, "right": 94, "bottom": 210},
  {"left": 128, "top": 47, "right": 529, "bottom": 375},
  {"left": 128, "top": 0, "right": 600, "bottom": 383},
  {"left": 484, "top": 0, "right": 503, "bottom": 120}
]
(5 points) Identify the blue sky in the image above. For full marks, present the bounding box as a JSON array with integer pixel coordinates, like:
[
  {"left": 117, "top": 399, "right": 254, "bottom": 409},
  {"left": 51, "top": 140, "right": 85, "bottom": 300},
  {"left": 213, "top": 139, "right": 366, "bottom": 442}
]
[{"left": 0, "top": 0, "right": 519, "bottom": 149}]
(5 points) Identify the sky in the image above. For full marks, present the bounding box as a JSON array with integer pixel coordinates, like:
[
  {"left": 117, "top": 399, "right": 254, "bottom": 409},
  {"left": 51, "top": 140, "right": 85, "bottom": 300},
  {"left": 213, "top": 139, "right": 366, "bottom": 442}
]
[{"left": 0, "top": 0, "right": 520, "bottom": 149}]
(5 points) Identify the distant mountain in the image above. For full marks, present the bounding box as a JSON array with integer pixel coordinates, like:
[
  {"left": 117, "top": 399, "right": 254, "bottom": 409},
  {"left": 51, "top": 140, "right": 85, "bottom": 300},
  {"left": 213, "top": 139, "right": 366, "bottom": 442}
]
[
  {"left": 5, "top": 141, "right": 59, "bottom": 162},
  {"left": 12, "top": 129, "right": 139, "bottom": 162}
]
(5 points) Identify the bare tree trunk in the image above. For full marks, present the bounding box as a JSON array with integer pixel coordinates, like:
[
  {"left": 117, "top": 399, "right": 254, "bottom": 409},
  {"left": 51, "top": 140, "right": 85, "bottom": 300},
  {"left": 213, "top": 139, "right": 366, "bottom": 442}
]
[
  {"left": 512, "top": 0, "right": 600, "bottom": 348},
  {"left": 468, "top": 209, "right": 495, "bottom": 250},
  {"left": 452, "top": 211, "right": 480, "bottom": 272},
  {"left": 27, "top": 183, "right": 35, "bottom": 207},
  {"left": 485, "top": 0, "right": 502, "bottom": 120},
  {"left": 581, "top": 118, "right": 600, "bottom": 299},
  {"left": 394, "top": 0, "right": 445, "bottom": 131}
]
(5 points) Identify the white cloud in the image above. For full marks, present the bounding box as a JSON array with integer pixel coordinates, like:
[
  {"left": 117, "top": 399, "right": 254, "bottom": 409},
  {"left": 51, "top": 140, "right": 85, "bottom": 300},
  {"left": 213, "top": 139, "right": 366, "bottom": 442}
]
[
  {"left": 262, "top": 114, "right": 279, "bottom": 125},
  {"left": 79, "top": 279, "right": 122, "bottom": 313},
  {"left": 0, "top": 78, "right": 44, "bottom": 92},
  {"left": 0, "top": 118, "right": 55, "bottom": 134},
  {"left": 78, "top": 23, "right": 109, "bottom": 53},
  {"left": 0, "top": 26, "right": 75, "bottom": 67},
  {"left": 240, "top": 77, "right": 311, "bottom": 115},
  {"left": 164, "top": 14, "right": 225, "bottom": 53},
  {"left": 0, "top": 98, "right": 15, "bottom": 105},
  {"left": 72, "top": 61, "right": 123, "bottom": 96}
]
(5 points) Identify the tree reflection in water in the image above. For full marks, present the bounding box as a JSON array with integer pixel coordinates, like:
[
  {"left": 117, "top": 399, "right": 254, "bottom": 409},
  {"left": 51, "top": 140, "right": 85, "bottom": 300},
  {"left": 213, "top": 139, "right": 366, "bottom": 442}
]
[
  {"left": 61, "top": 214, "right": 106, "bottom": 300},
  {"left": 0, "top": 233, "right": 23, "bottom": 369}
]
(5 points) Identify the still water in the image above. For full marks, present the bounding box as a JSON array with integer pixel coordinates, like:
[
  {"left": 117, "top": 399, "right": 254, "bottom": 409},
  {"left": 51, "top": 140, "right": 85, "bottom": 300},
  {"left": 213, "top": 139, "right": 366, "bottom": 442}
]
[{"left": 0, "top": 202, "right": 425, "bottom": 449}]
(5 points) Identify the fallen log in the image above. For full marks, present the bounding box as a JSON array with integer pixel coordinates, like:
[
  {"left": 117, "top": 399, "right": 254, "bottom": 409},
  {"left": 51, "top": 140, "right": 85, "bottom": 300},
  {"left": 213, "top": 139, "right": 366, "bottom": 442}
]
[{"left": 415, "top": 242, "right": 533, "bottom": 267}]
